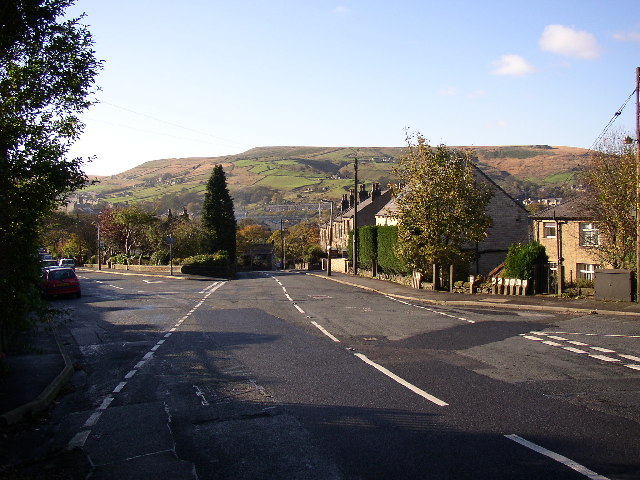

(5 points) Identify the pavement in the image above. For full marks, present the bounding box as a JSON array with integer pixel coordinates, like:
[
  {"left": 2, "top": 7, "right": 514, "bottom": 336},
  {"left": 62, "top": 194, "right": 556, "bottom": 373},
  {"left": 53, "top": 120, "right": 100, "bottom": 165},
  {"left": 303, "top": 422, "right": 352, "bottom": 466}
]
[{"left": 2, "top": 268, "right": 640, "bottom": 427}]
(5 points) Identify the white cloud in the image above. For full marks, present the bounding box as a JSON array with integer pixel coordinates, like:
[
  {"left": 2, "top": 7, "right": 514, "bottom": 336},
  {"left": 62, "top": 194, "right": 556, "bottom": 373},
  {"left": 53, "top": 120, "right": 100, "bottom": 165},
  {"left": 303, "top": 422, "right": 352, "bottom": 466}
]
[
  {"left": 490, "top": 54, "right": 535, "bottom": 76},
  {"left": 438, "top": 86, "right": 459, "bottom": 96},
  {"left": 331, "top": 5, "right": 350, "bottom": 15},
  {"left": 539, "top": 25, "right": 602, "bottom": 59},
  {"left": 613, "top": 30, "right": 640, "bottom": 42}
]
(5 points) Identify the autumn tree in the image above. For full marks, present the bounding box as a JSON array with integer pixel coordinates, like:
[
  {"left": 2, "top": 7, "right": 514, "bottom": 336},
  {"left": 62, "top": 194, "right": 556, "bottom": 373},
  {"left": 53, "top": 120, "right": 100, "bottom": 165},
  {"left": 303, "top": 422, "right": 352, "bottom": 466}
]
[
  {"left": 269, "top": 222, "right": 320, "bottom": 264},
  {"left": 237, "top": 224, "right": 272, "bottom": 257},
  {"left": 582, "top": 132, "right": 637, "bottom": 269},
  {"left": 393, "top": 135, "right": 493, "bottom": 275},
  {"left": 0, "top": 0, "right": 101, "bottom": 351},
  {"left": 202, "top": 165, "right": 237, "bottom": 261}
]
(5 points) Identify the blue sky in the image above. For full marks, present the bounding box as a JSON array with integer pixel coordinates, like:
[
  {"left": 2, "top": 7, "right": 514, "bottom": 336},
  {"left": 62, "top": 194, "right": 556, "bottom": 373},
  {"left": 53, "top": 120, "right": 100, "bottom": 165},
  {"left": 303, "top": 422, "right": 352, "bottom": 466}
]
[{"left": 67, "top": 1, "right": 640, "bottom": 175}]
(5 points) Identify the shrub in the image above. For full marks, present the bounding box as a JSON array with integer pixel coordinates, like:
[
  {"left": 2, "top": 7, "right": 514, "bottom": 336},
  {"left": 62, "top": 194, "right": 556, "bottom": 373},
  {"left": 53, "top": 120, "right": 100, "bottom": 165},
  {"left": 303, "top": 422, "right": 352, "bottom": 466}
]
[
  {"left": 358, "top": 226, "right": 377, "bottom": 269},
  {"left": 182, "top": 251, "right": 230, "bottom": 266},
  {"left": 150, "top": 250, "right": 169, "bottom": 266},
  {"left": 377, "top": 226, "right": 409, "bottom": 275},
  {"left": 504, "top": 242, "right": 548, "bottom": 280}
]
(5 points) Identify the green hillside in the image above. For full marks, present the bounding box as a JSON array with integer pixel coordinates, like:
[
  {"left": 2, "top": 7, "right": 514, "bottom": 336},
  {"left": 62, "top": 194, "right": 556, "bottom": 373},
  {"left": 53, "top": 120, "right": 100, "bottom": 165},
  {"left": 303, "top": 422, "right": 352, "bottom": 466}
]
[{"left": 80, "top": 145, "right": 590, "bottom": 218}]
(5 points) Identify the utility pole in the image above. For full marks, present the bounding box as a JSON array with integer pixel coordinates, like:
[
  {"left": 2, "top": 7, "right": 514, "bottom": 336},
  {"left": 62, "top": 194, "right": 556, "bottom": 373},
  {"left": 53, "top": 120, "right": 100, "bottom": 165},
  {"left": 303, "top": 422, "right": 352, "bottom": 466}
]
[
  {"left": 352, "top": 152, "right": 359, "bottom": 276},
  {"left": 327, "top": 200, "right": 333, "bottom": 276},
  {"left": 636, "top": 66, "right": 640, "bottom": 301},
  {"left": 97, "top": 222, "right": 102, "bottom": 271}
]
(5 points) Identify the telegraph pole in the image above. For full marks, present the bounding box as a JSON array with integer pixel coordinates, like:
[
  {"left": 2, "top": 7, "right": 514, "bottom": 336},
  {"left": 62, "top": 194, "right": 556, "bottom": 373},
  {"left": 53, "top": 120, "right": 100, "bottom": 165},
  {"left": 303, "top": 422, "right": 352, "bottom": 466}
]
[
  {"left": 636, "top": 67, "right": 640, "bottom": 301},
  {"left": 352, "top": 152, "right": 359, "bottom": 275}
]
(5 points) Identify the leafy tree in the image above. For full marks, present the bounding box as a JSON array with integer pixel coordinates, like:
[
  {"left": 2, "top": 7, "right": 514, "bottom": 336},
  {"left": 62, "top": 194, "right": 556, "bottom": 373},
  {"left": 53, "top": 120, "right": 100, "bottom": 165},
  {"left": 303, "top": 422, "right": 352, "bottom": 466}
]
[
  {"left": 268, "top": 222, "right": 320, "bottom": 264},
  {"left": 99, "top": 206, "right": 157, "bottom": 263},
  {"left": 237, "top": 224, "right": 272, "bottom": 257},
  {"left": 582, "top": 133, "right": 636, "bottom": 269},
  {"left": 0, "top": 0, "right": 100, "bottom": 352},
  {"left": 393, "top": 135, "right": 493, "bottom": 274},
  {"left": 202, "top": 165, "right": 237, "bottom": 260}
]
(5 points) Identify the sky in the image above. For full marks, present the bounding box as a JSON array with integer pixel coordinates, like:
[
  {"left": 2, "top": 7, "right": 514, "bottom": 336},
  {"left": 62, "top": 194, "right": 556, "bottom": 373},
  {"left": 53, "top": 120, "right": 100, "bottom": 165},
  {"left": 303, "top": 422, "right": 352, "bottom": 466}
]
[{"left": 66, "top": 0, "right": 640, "bottom": 176}]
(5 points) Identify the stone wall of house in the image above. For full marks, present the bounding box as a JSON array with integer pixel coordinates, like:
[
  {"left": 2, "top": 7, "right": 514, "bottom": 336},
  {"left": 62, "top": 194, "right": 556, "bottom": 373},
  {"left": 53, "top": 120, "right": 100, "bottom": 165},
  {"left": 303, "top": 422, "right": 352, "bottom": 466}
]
[
  {"left": 474, "top": 186, "right": 530, "bottom": 275},
  {"left": 534, "top": 220, "right": 609, "bottom": 283}
]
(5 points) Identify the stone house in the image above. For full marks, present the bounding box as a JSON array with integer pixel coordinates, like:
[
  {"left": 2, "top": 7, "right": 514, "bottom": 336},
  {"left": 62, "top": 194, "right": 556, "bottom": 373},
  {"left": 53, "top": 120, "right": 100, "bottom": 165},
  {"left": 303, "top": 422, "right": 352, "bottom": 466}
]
[
  {"left": 373, "top": 167, "right": 530, "bottom": 275},
  {"left": 319, "top": 183, "right": 392, "bottom": 254},
  {"left": 530, "top": 195, "right": 608, "bottom": 284},
  {"left": 321, "top": 168, "right": 530, "bottom": 275}
]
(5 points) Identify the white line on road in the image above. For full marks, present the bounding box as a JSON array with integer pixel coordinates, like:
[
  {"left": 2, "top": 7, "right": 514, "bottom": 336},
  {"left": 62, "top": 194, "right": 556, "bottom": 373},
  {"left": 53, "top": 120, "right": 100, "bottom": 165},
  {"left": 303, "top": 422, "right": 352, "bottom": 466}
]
[
  {"left": 294, "top": 304, "right": 306, "bottom": 314},
  {"left": 505, "top": 434, "right": 610, "bottom": 480},
  {"left": 285, "top": 293, "right": 293, "bottom": 302},
  {"left": 590, "top": 346, "right": 616, "bottom": 353},
  {"left": 68, "top": 430, "right": 91, "bottom": 449},
  {"left": 125, "top": 369, "right": 137, "bottom": 379},
  {"left": 311, "top": 321, "right": 341, "bottom": 343},
  {"left": 625, "top": 364, "right": 640, "bottom": 371},
  {"left": 588, "top": 354, "right": 620, "bottom": 362},
  {"left": 618, "top": 354, "right": 640, "bottom": 362},
  {"left": 563, "top": 347, "right": 588, "bottom": 354},
  {"left": 354, "top": 353, "right": 449, "bottom": 407},
  {"left": 384, "top": 295, "right": 473, "bottom": 323},
  {"left": 113, "top": 381, "right": 127, "bottom": 393},
  {"left": 98, "top": 396, "right": 114, "bottom": 410},
  {"left": 83, "top": 411, "right": 102, "bottom": 427}
]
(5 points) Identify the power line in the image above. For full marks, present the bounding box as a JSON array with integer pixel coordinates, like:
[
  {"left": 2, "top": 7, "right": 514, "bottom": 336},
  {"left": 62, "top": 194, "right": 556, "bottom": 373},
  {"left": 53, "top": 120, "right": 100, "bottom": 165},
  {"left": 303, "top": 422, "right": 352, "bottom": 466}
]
[
  {"left": 591, "top": 88, "right": 637, "bottom": 150},
  {"left": 98, "top": 100, "right": 254, "bottom": 149}
]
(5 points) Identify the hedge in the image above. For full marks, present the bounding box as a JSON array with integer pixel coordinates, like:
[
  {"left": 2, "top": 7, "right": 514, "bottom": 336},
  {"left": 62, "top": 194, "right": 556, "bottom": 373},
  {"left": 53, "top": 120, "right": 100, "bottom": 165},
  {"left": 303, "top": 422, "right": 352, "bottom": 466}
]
[
  {"left": 377, "top": 226, "right": 409, "bottom": 275},
  {"left": 358, "top": 226, "right": 377, "bottom": 269},
  {"left": 503, "top": 242, "right": 548, "bottom": 280}
]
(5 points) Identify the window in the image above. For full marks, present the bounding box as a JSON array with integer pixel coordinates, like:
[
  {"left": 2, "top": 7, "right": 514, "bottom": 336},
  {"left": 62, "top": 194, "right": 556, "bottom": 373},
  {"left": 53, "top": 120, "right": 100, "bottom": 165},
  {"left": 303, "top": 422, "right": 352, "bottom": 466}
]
[
  {"left": 577, "top": 263, "right": 598, "bottom": 280},
  {"left": 580, "top": 222, "right": 599, "bottom": 247},
  {"left": 543, "top": 222, "right": 556, "bottom": 238}
]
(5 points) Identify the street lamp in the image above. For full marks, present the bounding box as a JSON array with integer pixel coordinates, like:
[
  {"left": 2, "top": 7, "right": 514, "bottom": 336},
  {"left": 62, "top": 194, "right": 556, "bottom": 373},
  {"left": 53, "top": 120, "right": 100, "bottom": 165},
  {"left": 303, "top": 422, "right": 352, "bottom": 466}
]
[{"left": 347, "top": 150, "right": 359, "bottom": 275}]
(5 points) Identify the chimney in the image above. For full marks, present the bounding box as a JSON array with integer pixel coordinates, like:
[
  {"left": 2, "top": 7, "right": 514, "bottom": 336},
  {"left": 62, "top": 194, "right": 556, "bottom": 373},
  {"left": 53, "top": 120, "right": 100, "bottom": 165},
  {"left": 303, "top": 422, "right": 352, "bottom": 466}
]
[
  {"left": 371, "top": 182, "right": 380, "bottom": 201},
  {"left": 349, "top": 188, "right": 355, "bottom": 208},
  {"left": 359, "top": 183, "right": 369, "bottom": 202},
  {"left": 341, "top": 194, "right": 349, "bottom": 212}
]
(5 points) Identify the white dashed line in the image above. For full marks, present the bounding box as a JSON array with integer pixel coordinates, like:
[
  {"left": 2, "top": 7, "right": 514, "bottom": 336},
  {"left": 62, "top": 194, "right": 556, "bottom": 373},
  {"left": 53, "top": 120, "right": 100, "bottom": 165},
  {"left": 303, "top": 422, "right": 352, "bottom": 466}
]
[
  {"left": 354, "top": 353, "right": 448, "bottom": 407},
  {"left": 619, "top": 354, "right": 640, "bottom": 362},
  {"left": 588, "top": 354, "right": 620, "bottom": 362},
  {"left": 311, "top": 321, "right": 340, "bottom": 343},
  {"left": 384, "top": 295, "right": 473, "bottom": 323},
  {"left": 113, "top": 381, "right": 127, "bottom": 393},
  {"left": 505, "top": 434, "right": 610, "bottom": 480},
  {"left": 294, "top": 304, "right": 306, "bottom": 314}
]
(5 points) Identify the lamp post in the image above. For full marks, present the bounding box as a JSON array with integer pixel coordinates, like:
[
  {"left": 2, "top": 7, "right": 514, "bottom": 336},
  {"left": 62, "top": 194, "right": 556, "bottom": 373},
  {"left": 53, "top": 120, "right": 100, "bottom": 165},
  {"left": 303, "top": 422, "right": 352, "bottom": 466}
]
[{"left": 636, "top": 67, "right": 640, "bottom": 302}]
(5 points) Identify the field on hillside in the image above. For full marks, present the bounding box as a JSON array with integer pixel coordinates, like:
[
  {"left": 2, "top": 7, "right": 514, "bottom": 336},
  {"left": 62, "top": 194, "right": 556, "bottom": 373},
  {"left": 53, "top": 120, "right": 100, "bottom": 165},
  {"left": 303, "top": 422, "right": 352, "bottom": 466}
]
[{"left": 80, "top": 145, "right": 590, "bottom": 216}]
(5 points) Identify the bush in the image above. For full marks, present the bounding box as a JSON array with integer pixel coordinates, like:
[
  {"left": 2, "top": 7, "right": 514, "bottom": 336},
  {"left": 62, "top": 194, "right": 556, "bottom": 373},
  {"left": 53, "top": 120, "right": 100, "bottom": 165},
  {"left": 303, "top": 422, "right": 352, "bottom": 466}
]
[
  {"left": 109, "top": 253, "right": 128, "bottom": 265},
  {"left": 182, "top": 251, "right": 230, "bottom": 266},
  {"left": 504, "top": 242, "right": 548, "bottom": 280},
  {"left": 358, "top": 226, "right": 377, "bottom": 269},
  {"left": 150, "top": 250, "right": 169, "bottom": 266},
  {"left": 377, "top": 226, "right": 409, "bottom": 275}
]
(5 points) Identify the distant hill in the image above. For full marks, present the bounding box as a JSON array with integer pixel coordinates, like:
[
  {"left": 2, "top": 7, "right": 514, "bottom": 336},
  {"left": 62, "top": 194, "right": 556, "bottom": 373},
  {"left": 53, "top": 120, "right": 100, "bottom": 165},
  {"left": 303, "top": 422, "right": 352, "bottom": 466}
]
[{"left": 79, "top": 145, "right": 590, "bottom": 217}]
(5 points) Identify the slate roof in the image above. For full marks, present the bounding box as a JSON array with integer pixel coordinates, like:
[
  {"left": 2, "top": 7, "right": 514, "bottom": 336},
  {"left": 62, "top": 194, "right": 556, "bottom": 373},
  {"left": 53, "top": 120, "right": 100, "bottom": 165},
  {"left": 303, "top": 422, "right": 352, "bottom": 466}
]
[{"left": 530, "top": 195, "right": 595, "bottom": 220}]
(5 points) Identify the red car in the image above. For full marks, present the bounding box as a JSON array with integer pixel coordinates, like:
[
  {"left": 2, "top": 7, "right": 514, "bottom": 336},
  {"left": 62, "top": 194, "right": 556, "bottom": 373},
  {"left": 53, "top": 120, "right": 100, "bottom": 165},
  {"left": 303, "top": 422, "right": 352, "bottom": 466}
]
[{"left": 42, "top": 267, "right": 81, "bottom": 298}]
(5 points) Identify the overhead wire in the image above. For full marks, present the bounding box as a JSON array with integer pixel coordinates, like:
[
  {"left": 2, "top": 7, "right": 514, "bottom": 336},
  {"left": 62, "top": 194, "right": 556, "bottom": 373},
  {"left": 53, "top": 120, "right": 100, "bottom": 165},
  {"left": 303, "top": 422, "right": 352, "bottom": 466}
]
[{"left": 97, "top": 100, "right": 254, "bottom": 149}]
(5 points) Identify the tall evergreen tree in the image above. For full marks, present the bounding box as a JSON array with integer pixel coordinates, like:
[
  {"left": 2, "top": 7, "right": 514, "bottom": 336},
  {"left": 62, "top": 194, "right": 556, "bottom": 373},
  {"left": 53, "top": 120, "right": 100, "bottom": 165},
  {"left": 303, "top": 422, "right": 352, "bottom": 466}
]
[{"left": 202, "top": 164, "right": 237, "bottom": 260}]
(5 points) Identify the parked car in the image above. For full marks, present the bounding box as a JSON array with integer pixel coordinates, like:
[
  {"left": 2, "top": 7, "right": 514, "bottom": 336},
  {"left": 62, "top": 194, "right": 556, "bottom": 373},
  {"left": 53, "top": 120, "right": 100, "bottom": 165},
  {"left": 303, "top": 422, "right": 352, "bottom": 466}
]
[
  {"left": 41, "top": 267, "right": 81, "bottom": 298},
  {"left": 41, "top": 259, "right": 58, "bottom": 268},
  {"left": 58, "top": 258, "right": 76, "bottom": 270}
]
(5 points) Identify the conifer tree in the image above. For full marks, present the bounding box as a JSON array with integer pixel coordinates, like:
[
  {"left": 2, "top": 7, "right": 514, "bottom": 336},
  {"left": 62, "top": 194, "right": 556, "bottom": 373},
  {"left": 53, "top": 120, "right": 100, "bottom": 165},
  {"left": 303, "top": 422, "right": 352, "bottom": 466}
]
[{"left": 202, "top": 164, "right": 236, "bottom": 260}]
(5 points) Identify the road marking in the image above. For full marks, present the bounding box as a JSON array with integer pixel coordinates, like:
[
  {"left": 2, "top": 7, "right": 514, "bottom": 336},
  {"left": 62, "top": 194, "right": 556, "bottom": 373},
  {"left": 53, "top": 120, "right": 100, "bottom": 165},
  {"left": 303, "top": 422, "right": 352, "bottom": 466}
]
[
  {"left": 542, "top": 341, "right": 563, "bottom": 347},
  {"left": 625, "top": 364, "right": 640, "bottom": 371},
  {"left": 193, "top": 385, "right": 210, "bottom": 406},
  {"left": 547, "top": 335, "right": 568, "bottom": 341},
  {"left": 285, "top": 293, "right": 293, "bottom": 302},
  {"left": 294, "top": 304, "right": 306, "bottom": 314},
  {"left": 588, "top": 354, "right": 620, "bottom": 362},
  {"left": 354, "top": 353, "right": 448, "bottom": 407},
  {"left": 547, "top": 331, "right": 640, "bottom": 339},
  {"left": 98, "top": 396, "right": 114, "bottom": 410},
  {"left": 522, "top": 335, "right": 544, "bottom": 341},
  {"left": 113, "top": 381, "right": 127, "bottom": 393},
  {"left": 384, "top": 296, "right": 473, "bottom": 323},
  {"left": 68, "top": 278, "right": 228, "bottom": 451},
  {"left": 618, "top": 354, "right": 640, "bottom": 362},
  {"left": 563, "top": 347, "right": 588, "bottom": 354},
  {"left": 590, "top": 346, "right": 616, "bottom": 353},
  {"left": 68, "top": 430, "right": 91, "bottom": 449},
  {"left": 311, "top": 321, "right": 341, "bottom": 343},
  {"left": 567, "top": 340, "right": 589, "bottom": 346},
  {"left": 505, "top": 434, "right": 610, "bottom": 480},
  {"left": 142, "top": 279, "right": 163, "bottom": 284},
  {"left": 83, "top": 411, "right": 102, "bottom": 427}
]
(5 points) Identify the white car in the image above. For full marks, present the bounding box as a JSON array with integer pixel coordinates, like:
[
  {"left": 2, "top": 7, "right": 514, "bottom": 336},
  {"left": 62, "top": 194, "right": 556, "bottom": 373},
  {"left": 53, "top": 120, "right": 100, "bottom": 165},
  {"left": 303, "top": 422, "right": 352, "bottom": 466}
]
[{"left": 58, "top": 258, "right": 76, "bottom": 270}]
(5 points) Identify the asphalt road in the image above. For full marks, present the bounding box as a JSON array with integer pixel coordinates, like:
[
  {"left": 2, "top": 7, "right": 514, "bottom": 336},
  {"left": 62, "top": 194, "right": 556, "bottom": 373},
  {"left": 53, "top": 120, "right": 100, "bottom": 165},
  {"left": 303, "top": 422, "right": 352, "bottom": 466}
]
[{"left": 8, "top": 270, "right": 640, "bottom": 479}]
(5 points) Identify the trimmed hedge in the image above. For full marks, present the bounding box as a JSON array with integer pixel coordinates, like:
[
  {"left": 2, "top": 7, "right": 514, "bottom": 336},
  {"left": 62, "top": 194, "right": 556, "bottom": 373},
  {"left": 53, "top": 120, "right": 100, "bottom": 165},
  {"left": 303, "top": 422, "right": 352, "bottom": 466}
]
[
  {"left": 180, "top": 251, "right": 233, "bottom": 277},
  {"left": 358, "top": 226, "right": 377, "bottom": 269},
  {"left": 377, "top": 226, "right": 409, "bottom": 275}
]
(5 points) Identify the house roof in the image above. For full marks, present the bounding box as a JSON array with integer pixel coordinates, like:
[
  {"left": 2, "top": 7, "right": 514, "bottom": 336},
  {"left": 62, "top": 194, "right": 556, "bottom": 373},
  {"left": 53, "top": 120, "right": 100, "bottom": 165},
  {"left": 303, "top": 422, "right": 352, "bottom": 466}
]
[
  {"left": 530, "top": 195, "right": 595, "bottom": 220},
  {"left": 339, "top": 189, "right": 392, "bottom": 219}
]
